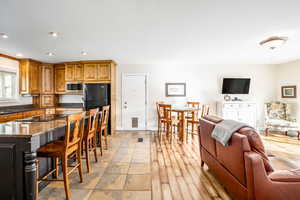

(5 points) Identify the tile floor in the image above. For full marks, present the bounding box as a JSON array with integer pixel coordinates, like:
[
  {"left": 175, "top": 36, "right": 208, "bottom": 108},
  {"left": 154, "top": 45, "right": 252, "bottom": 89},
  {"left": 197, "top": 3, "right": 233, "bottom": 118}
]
[{"left": 39, "top": 131, "right": 152, "bottom": 200}]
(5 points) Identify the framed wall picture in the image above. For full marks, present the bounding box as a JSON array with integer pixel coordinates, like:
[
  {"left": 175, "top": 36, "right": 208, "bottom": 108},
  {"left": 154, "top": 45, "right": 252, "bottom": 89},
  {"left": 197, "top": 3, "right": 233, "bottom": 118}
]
[
  {"left": 165, "top": 83, "right": 186, "bottom": 97},
  {"left": 281, "top": 85, "right": 297, "bottom": 98}
]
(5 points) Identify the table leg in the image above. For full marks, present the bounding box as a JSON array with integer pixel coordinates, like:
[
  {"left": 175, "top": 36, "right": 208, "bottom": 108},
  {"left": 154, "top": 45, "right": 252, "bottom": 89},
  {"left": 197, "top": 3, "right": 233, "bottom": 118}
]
[{"left": 179, "top": 111, "right": 186, "bottom": 143}]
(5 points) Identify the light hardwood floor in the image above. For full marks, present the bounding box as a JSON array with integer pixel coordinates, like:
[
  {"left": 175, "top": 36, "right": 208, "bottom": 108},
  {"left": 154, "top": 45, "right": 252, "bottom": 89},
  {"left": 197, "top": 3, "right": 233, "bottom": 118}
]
[{"left": 39, "top": 130, "right": 300, "bottom": 200}]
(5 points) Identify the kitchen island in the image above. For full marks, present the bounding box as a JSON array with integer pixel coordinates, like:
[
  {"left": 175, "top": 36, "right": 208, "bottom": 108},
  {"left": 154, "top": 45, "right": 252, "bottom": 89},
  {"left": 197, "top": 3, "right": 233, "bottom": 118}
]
[{"left": 0, "top": 113, "right": 79, "bottom": 200}]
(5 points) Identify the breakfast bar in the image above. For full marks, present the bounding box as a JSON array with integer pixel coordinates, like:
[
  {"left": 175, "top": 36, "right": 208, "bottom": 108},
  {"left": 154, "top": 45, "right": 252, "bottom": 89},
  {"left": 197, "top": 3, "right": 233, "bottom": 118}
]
[{"left": 0, "top": 115, "right": 69, "bottom": 200}]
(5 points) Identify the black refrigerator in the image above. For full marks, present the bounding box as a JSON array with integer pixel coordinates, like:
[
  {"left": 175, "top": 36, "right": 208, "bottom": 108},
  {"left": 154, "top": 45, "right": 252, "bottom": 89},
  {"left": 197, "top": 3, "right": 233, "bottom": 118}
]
[{"left": 83, "top": 83, "right": 111, "bottom": 133}]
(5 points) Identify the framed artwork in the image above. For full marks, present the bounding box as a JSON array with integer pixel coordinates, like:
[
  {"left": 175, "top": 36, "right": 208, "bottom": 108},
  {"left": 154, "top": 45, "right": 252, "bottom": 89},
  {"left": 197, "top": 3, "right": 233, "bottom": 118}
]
[
  {"left": 281, "top": 85, "right": 297, "bottom": 98},
  {"left": 165, "top": 83, "right": 186, "bottom": 97}
]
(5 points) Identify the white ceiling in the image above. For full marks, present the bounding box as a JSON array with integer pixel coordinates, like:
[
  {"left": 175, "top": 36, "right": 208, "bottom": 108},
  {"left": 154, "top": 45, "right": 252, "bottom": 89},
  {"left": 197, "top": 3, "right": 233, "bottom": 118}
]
[{"left": 1, "top": 0, "right": 300, "bottom": 64}]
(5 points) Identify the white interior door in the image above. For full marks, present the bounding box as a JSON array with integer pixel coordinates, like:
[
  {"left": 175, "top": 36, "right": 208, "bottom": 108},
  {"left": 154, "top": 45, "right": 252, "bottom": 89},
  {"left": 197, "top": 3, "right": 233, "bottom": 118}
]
[{"left": 122, "top": 73, "right": 147, "bottom": 130}]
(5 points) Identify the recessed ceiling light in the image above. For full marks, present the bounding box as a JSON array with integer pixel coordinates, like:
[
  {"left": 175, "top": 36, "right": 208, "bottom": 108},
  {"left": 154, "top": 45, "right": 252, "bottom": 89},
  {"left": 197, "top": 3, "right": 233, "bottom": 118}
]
[
  {"left": 0, "top": 33, "right": 8, "bottom": 39},
  {"left": 260, "top": 36, "right": 288, "bottom": 50},
  {"left": 46, "top": 52, "right": 54, "bottom": 56},
  {"left": 48, "top": 32, "right": 59, "bottom": 37},
  {"left": 16, "top": 53, "right": 23, "bottom": 57},
  {"left": 81, "top": 51, "right": 87, "bottom": 56}
]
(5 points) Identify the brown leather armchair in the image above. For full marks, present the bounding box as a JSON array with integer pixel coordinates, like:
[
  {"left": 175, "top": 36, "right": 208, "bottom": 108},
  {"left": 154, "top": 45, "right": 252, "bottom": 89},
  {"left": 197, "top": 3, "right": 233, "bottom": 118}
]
[{"left": 199, "top": 115, "right": 300, "bottom": 200}]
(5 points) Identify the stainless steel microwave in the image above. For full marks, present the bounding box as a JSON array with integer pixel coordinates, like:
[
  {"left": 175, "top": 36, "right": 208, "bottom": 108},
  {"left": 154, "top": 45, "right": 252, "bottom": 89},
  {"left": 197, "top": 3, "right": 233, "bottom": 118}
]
[{"left": 66, "top": 82, "right": 83, "bottom": 94}]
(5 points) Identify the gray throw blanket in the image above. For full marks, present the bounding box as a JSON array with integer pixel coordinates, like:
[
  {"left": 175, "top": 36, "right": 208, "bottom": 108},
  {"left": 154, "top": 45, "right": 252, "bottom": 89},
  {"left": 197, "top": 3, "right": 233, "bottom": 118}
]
[{"left": 211, "top": 120, "right": 252, "bottom": 146}]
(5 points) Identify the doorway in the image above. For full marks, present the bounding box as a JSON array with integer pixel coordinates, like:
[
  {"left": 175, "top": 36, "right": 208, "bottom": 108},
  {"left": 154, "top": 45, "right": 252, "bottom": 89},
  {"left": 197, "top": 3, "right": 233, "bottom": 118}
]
[{"left": 121, "top": 73, "right": 148, "bottom": 130}]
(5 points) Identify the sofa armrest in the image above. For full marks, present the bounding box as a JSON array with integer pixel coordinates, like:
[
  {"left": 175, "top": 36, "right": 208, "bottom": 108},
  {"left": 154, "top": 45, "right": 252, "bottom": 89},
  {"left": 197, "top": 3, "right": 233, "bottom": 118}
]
[
  {"left": 245, "top": 152, "right": 300, "bottom": 200},
  {"left": 268, "top": 169, "right": 300, "bottom": 182}
]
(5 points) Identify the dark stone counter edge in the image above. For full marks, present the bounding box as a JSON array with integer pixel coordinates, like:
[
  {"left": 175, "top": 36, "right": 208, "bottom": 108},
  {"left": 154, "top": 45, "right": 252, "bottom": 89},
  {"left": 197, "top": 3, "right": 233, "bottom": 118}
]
[{"left": 0, "top": 123, "right": 67, "bottom": 138}]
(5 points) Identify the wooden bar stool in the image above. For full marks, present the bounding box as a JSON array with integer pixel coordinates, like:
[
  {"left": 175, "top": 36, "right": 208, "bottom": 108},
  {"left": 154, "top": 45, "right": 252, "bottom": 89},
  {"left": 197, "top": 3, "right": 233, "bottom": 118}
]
[
  {"left": 36, "top": 112, "right": 86, "bottom": 200},
  {"left": 96, "top": 110, "right": 103, "bottom": 156},
  {"left": 82, "top": 108, "right": 99, "bottom": 173},
  {"left": 98, "top": 105, "right": 110, "bottom": 150}
]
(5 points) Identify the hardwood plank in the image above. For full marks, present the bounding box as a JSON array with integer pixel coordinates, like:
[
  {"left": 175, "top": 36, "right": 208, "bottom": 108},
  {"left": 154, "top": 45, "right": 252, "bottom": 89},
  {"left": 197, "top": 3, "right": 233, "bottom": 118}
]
[
  {"left": 156, "top": 137, "right": 169, "bottom": 184},
  {"left": 162, "top": 184, "right": 173, "bottom": 200},
  {"left": 160, "top": 137, "right": 184, "bottom": 200}
]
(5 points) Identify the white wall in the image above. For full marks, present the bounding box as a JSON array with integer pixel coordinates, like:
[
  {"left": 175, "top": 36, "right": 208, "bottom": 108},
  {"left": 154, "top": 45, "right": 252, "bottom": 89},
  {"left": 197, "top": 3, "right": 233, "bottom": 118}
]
[
  {"left": 276, "top": 60, "right": 300, "bottom": 120},
  {"left": 0, "top": 57, "right": 32, "bottom": 107},
  {"left": 116, "top": 64, "right": 278, "bottom": 130},
  {"left": 59, "top": 95, "right": 83, "bottom": 103}
]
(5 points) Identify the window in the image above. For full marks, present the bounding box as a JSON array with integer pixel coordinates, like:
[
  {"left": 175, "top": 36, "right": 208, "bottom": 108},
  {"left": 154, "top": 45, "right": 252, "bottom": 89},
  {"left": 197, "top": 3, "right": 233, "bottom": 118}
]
[{"left": 0, "top": 71, "right": 17, "bottom": 101}]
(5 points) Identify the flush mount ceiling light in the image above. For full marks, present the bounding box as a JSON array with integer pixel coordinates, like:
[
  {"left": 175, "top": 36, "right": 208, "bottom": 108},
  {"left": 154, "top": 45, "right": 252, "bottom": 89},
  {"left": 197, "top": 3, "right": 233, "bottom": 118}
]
[
  {"left": 16, "top": 53, "right": 23, "bottom": 57},
  {"left": 259, "top": 36, "right": 288, "bottom": 50},
  {"left": 46, "top": 52, "right": 54, "bottom": 56},
  {"left": 0, "top": 33, "right": 8, "bottom": 39},
  {"left": 81, "top": 51, "right": 87, "bottom": 56},
  {"left": 48, "top": 32, "right": 59, "bottom": 37}
]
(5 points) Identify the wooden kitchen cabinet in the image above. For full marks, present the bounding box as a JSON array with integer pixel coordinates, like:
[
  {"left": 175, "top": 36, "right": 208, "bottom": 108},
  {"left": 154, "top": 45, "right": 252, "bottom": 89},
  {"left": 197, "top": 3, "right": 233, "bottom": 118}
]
[
  {"left": 54, "top": 64, "right": 66, "bottom": 94},
  {"left": 65, "top": 64, "right": 75, "bottom": 82},
  {"left": 97, "top": 64, "right": 111, "bottom": 81},
  {"left": 83, "top": 64, "right": 98, "bottom": 81},
  {"left": 74, "top": 65, "right": 84, "bottom": 81},
  {"left": 33, "top": 95, "right": 57, "bottom": 108},
  {"left": 19, "top": 59, "right": 41, "bottom": 94},
  {"left": 40, "top": 95, "right": 56, "bottom": 107},
  {"left": 41, "top": 64, "right": 54, "bottom": 94},
  {"left": 65, "top": 64, "right": 83, "bottom": 81}
]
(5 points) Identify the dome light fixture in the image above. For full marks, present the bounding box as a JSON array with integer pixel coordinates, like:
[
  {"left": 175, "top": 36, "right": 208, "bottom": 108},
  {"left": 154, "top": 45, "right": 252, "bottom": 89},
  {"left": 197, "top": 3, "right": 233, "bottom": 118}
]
[
  {"left": 0, "top": 33, "right": 8, "bottom": 39},
  {"left": 48, "top": 32, "right": 59, "bottom": 37},
  {"left": 46, "top": 52, "right": 54, "bottom": 56},
  {"left": 260, "top": 36, "right": 288, "bottom": 50}
]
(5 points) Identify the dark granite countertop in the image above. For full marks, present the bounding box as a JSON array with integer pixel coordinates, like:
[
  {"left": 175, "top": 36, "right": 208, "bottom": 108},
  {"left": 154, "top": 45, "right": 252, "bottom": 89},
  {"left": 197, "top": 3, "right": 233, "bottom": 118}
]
[
  {"left": 0, "top": 104, "right": 40, "bottom": 115},
  {"left": 0, "top": 103, "right": 83, "bottom": 115},
  {"left": 0, "top": 112, "right": 87, "bottom": 137}
]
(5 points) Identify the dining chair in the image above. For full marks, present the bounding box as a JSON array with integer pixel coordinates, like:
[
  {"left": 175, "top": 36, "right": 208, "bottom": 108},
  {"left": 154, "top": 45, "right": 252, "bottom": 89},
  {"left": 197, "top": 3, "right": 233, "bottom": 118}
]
[
  {"left": 157, "top": 103, "right": 179, "bottom": 143},
  {"left": 98, "top": 105, "right": 110, "bottom": 150},
  {"left": 186, "top": 102, "right": 201, "bottom": 139},
  {"left": 82, "top": 108, "right": 99, "bottom": 173},
  {"left": 36, "top": 112, "right": 85, "bottom": 200},
  {"left": 201, "top": 104, "right": 210, "bottom": 117}
]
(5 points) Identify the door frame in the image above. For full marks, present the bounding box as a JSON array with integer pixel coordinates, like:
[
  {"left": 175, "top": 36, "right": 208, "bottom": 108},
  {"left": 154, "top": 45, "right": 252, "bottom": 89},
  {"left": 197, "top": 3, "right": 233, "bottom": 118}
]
[{"left": 121, "top": 72, "right": 149, "bottom": 130}]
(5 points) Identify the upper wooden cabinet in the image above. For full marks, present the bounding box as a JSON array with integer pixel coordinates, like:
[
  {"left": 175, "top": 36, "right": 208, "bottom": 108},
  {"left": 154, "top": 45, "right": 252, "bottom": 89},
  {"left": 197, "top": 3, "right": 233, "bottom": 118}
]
[
  {"left": 65, "top": 64, "right": 83, "bottom": 82},
  {"left": 97, "top": 64, "right": 111, "bottom": 81},
  {"left": 83, "top": 64, "right": 98, "bottom": 81},
  {"left": 74, "top": 65, "right": 84, "bottom": 81},
  {"left": 19, "top": 59, "right": 41, "bottom": 94},
  {"left": 54, "top": 64, "right": 66, "bottom": 94},
  {"left": 41, "top": 64, "right": 54, "bottom": 94}
]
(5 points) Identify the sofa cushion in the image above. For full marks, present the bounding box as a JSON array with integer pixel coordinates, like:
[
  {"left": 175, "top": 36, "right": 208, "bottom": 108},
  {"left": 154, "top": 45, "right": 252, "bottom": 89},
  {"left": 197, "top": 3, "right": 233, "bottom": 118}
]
[
  {"left": 238, "top": 127, "right": 274, "bottom": 172},
  {"left": 269, "top": 169, "right": 300, "bottom": 182}
]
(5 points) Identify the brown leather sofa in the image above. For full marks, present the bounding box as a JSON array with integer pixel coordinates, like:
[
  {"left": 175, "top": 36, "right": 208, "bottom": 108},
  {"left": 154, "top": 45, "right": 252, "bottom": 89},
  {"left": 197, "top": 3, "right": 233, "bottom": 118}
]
[{"left": 199, "top": 115, "right": 300, "bottom": 200}]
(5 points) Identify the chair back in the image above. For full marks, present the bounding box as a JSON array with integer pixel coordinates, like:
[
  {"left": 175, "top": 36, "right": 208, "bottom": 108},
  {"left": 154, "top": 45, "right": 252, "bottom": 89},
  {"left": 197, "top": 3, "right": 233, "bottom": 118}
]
[
  {"left": 201, "top": 104, "right": 210, "bottom": 117},
  {"left": 65, "top": 112, "right": 86, "bottom": 150},
  {"left": 101, "top": 105, "right": 110, "bottom": 128},
  {"left": 158, "top": 104, "right": 172, "bottom": 120},
  {"left": 86, "top": 108, "right": 99, "bottom": 138},
  {"left": 187, "top": 101, "right": 200, "bottom": 120}
]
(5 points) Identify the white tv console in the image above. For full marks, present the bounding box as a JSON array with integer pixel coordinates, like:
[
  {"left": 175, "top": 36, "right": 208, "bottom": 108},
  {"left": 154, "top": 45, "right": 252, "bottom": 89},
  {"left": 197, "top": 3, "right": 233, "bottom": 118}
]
[{"left": 216, "top": 101, "right": 257, "bottom": 128}]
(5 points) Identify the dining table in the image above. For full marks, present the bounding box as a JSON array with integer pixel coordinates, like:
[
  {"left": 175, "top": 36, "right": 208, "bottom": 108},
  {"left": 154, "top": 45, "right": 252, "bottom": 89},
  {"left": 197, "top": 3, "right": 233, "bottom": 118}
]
[{"left": 168, "top": 106, "right": 200, "bottom": 143}]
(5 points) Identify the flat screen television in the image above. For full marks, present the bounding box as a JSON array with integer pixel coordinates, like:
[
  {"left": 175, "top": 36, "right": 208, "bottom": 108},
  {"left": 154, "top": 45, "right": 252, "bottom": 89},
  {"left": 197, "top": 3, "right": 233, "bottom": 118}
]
[{"left": 222, "top": 78, "right": 250, "bottom": 94}]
